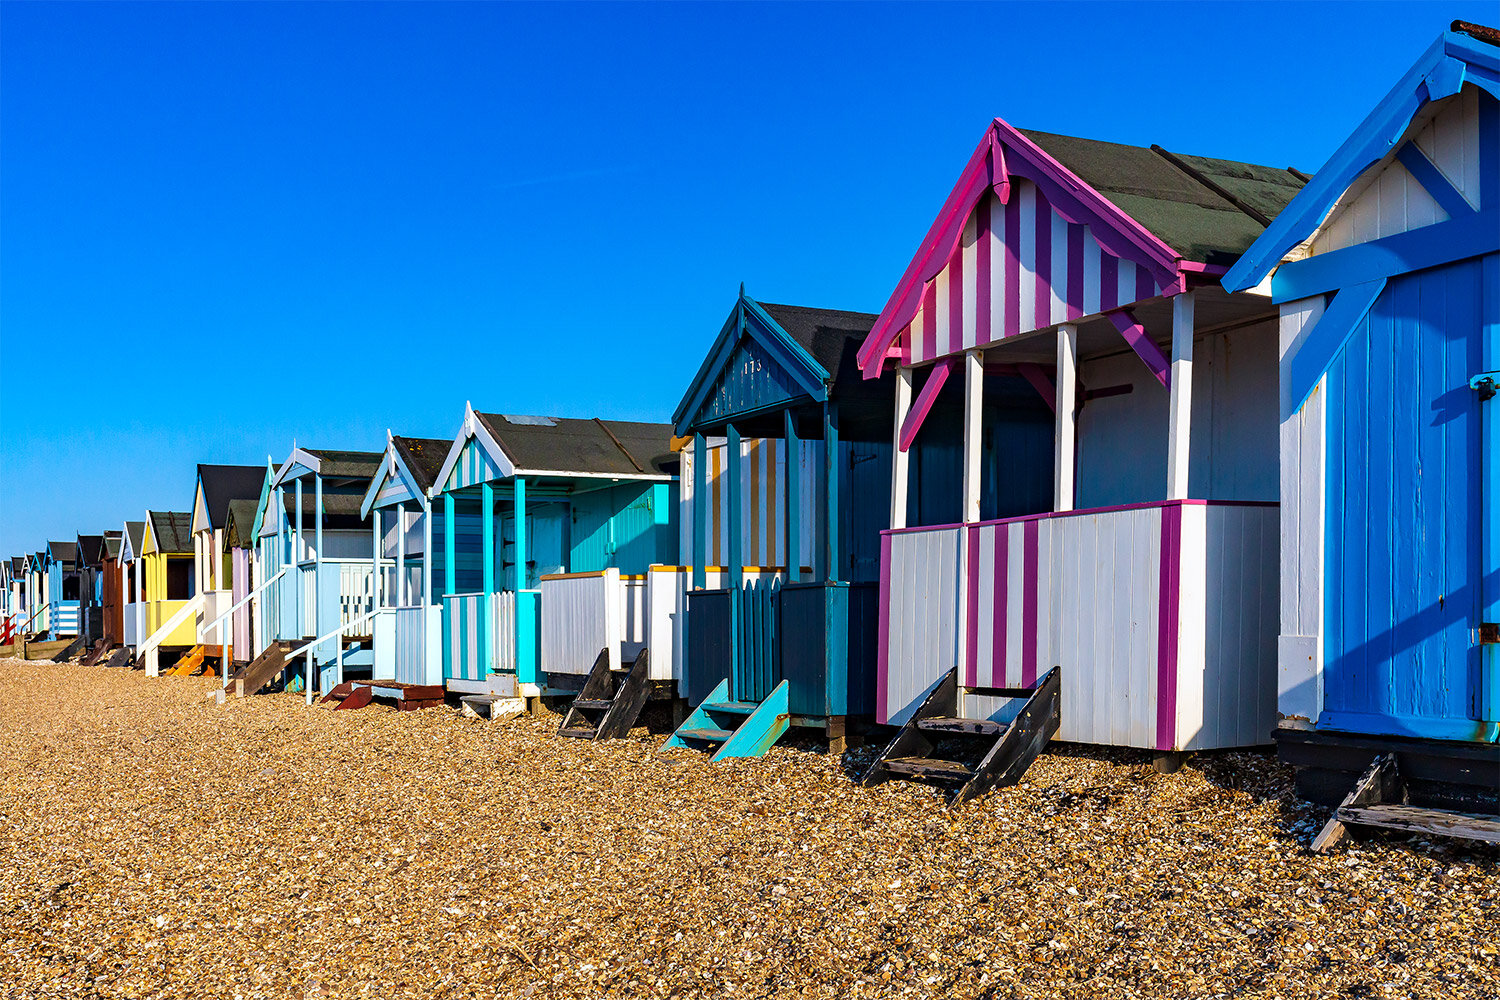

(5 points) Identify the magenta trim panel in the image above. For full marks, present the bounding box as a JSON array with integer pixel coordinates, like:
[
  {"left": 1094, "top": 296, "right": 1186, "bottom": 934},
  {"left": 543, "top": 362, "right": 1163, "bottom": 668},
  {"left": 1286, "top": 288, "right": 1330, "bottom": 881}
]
[
  {"left": 1155, "top": 502, "right": 1183, "bottom": 750},
  {"left": 964, "top": 526, "right": 981, "bottom": 687},
  {"left": 876, "top": 531, "right": 892, "bottom": 724}
]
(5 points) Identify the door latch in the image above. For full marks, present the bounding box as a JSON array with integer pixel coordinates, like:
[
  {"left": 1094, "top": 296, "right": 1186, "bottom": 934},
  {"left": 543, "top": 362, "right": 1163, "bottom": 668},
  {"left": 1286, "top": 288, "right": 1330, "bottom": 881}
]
[
  {"left": 1477, "top": 623, "right": 1500, "bottom": 645},
  {"left": 1470, "top": 371, "right": 1500, "bottom": 400}
]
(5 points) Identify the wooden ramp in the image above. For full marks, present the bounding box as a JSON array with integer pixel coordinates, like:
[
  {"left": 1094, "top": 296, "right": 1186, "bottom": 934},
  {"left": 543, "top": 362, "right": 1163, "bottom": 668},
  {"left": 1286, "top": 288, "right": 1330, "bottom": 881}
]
[
  {"left": 557, "top": 648, "right": 653, "bottom": 741},
  {"left": 103, "top": 648, "right": 134, "bottom": 669},
  {"left": 664, "top": 679, "right": 791, "bottom": 761},
  {"left": 54, "top": 635, "right": 88, "bottom": 663},
  {"left": 79, "top": 640, "right": 112, "bottom": 666},
  {"left": 861, "top": 667, "right": 1060, "bottom": 806},
  {"left": 221, "top": 641, "right": 295, "bottom": 698},
  {"left": 1312, "top": 753, "right": 1500, "bottom": 852},
  {"left": 321, "top": 680, "right": 445, "bottom": 712}
]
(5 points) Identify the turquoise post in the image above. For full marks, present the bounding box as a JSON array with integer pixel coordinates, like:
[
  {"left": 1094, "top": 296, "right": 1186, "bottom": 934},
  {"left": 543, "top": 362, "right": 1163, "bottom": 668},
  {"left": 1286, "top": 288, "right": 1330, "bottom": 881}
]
[
  {"left": 824, "top": 401, "right": 840, "bottom": 584},
  {"left": 314, "top": 472, "right": 323, "bottom": 659},
  {"left": 480, "top": 482, "right": 494, "bottom": 682},
  {"left": 514, "top": 476, "right": 535, "bottom": 684},
  {"left": 443, "top": 493, "right": 456, "bottom": 597},
  {"left": 691, "top": 432, "right": 707, "bottom": 590},
  {"left": 726, "top": 422, "right": 742, "bottom": 696},
  {"left": 294, "top": 478, "right": 303, "bottom": 638}
]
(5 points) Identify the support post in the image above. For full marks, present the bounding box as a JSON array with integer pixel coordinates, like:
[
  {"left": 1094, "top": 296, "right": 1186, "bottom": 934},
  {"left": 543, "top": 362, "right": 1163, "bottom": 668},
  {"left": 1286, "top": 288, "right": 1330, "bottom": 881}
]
[
  {"left": 513, "top": 477, "right": 527, "bottom": 591},
  {"left": 423, "top": 496, "right": 433, "bottom": 609},
  {"left": 514, "top": 476, "right": 529, "bottom": 684},
  {"left": 1055, "top": 324, "right": 1078, "bottom": 512},
  {"left": 481, "top": 482, "right": 494, "bottom": 677},
  {"left": 726, "top": 424, "right": 742, "bottom": 589},
  {"left": 890, "top": 367, "right": 912, "bottom": 530},
  {"left": 691, "top": 432, "right": 707, "bottom": 590},
  {"left": 783, "top": 410, "right": 801, "bottom": 582},
  {"left": 294, "top": 479, "right": 304, "bottom": 638},
  {"left": 314, "top": 474, "right": 323, "bottom": 654},
  {"left": 371, "top": 509, "right": 382, "bottom": 611},
  {"left": 443, "top": 492, "right": 456, "bottom": 598},
  {"left": 396, "top": 502, "right": 407, "bottom": 607},
  {"left": 824, "top": 401, "right": 840, "bottom": 583},
  {"left": 1167, "top": 292, "right": 1195, "bottom": 500},
  {"left": 962, "top": 349, "right": 983, "bottom": 524}
]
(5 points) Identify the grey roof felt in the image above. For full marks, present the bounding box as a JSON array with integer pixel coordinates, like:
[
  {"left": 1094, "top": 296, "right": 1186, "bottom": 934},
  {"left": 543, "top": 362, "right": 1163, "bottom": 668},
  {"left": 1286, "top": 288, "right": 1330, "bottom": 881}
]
[
  {"left": 304, "top": 449, "right": 383, "bottom": 479},
  {"left": 198, "top": 465, "right": 268, "bottom": 528},
  {"left": 103, "top": 536, "right": 122, "bottom": 560},
  {"left": 147, "top": 511, "right": 194, "bottom": 554},
  {"left": 123, "top": 522, "right": 146, "bottom": 557},
  {"left": 1017, "top": 129, "right": 1307, "bottom": 266},
  {"left": 758, "top": 302, "right": 880, "bottom": 390},
  {"left": 475, "top": 414, "right": 677, "bottom": 477},
  {"left": 391, "top": 437, "right": 452, "bottom": 492},
  {"left": 224, "top": 499, "right": 259, "bottom": 549},
  {"left": 76, "top": 535, "right": 105, "bottom": 566},
  {"left": 48, "top": 541, "right": 77, "bottom": 566},
  {"left": 9, "top": 557, "right": 23, "bottom": 574}
]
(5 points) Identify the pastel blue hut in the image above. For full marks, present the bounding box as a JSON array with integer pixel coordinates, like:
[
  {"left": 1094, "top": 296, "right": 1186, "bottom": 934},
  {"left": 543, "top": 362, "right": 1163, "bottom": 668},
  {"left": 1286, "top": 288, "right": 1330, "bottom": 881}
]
[
  {"left": 359, "top": 433, "right": 452, "bottom": 688},
  {"left": 430, "top": 406, "right": 679, "bottom": 699},
  {"left": 257, "top": 447, "right": 383, "bottom": 690},
  {"left": 1223, "top": 22, "right": 1499, "bottom": 826},
  {"left": 44, "top": 541, "right": 81, "bottom": 638}
]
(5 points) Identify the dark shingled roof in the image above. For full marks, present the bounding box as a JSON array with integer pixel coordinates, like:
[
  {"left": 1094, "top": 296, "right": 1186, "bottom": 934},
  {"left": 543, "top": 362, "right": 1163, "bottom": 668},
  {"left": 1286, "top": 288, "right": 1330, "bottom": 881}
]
[
  {"left": 76, "top": 535, "right": 105, "bottom": 566},
  {"left": 391, "top": 437, "right": 452, "bottom": 492},
  {"left": 198, "top": 464, "right": 267, "bottom": 529},
  {"left": 9, "top": 557, "right": 23, "bottom": 575},
  {"left": 103, "top": 535, "right": 122, "bottom": 560},
  {"left": 122, "top": 522, "right": 146, "bottom": 559},
  {"left": 758, "top": 302, "right": 879, "bottom": 387},
  {"left": 48, "top": 541, "right": 77, "bottom": 565},
  {"left": 224, "top": 499, "right": 259, "bottom": 549},
  {"left": 147, "top": 511, "right": 194, "bottom": 554},
  {"left": 304, "top": 449, "right": 383, "bottom": 479},
  {"left": 474, "top": 414, "right": 677, "bottom": 477},
  {"left": 1017, "top": 129, "right": 1307, "bottom": 267}
]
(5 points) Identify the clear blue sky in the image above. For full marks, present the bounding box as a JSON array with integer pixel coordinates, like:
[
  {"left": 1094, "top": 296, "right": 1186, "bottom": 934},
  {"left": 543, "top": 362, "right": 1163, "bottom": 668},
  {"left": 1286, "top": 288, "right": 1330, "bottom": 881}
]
[{"left": 0, "top": 1, "right": 1486, "bottom": 555}]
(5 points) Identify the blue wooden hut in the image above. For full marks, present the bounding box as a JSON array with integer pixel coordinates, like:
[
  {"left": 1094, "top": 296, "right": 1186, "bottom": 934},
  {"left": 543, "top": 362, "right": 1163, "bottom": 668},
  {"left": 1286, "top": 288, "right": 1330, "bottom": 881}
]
[
  {"left": 358, "top": 433, "right": 452, "bottom": 689},
  {"left": 44, "top": 541, "right": 80, "bottom": 638},
  {"left": 257, "top": 447, "right": 383, "bottom": 690},
  {"left": 430, "top": 405, "right": 678, "bottom": 700},
  {"left": 1223, "top": 23, "right": 1499, "bottom": 832}
]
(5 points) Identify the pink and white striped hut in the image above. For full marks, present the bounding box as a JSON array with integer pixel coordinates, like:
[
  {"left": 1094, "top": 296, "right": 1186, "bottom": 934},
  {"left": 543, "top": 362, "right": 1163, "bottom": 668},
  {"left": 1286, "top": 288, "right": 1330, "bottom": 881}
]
[{"left": 862, "top": 119, "right": 1308, "bottom": 761}]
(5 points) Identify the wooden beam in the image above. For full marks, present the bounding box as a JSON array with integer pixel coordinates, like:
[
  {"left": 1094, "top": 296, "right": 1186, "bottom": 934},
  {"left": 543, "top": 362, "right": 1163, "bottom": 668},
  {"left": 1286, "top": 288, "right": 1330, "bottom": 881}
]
[
  {"left": 1166, "top": 292, "right": 1195, "bottom": 500},
  {"left": 1054, "top": 325, "right": 1077, "bottom": 512},
  {"left": 1107, "top": 309, "right": 1171, "bottom": 388},
  {"left": 1016, "top": 363, "right": 1056, "bottom": 413},
  {"left": 691, "top": 433, "right": 707, "bottom": 590},
  {"left": 1394, "top": 141, "right": 1476, "bottom": 219},
  {"left": 890, "top": 367, "right": 912, "bottom": 529},
  {"left": 898, "top": 357, "right": 957, "bottom": 452}
]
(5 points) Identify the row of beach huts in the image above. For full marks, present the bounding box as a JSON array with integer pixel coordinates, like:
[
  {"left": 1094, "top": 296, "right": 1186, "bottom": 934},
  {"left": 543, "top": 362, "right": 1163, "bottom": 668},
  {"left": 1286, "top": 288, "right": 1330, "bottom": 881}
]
[{"left": 3, "top": 25, "right": 1497, "bottom": 844}]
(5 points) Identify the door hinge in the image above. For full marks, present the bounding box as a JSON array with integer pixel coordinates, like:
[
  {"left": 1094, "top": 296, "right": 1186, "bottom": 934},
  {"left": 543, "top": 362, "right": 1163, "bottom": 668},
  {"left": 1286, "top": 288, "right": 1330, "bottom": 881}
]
[
  {"left": 1469, "top": 371, "right": 1500, "bottom": 400},
  {"left": 1476, "top": 623, "right": 1500, "bottom": 645}
]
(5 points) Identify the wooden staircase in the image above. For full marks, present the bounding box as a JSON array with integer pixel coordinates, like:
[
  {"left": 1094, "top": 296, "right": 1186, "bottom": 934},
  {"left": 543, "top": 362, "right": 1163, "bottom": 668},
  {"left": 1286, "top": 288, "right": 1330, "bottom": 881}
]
[
  {"left": 166, "top": 645, "right": 210, "bottom": 676},
  {"left": 55, "top": 635, "right": 88, "bottom": 663},
  {"left": 103, "top": 648, "right": 133, "bottom": 669},
  {"left": 222, "top": 641, "right": 296, "bottom": 698},
  {"left": 558, "top": 648, "right": 653, "bottom": 741},
  {"left": 1312, "top": 753, "right": 1500, "bottom": 852},
  {"left": 861, "top": 666, "right": 1060, "bottom": 806},
  {"left": 664, "top": 678, "right": 791, "bottom": 761},
  {"left": 321, "top": 680, "right": 445, "bottom": 712},
  {"left": 79, "top": 640, "right": 111, "bottom": 666}
]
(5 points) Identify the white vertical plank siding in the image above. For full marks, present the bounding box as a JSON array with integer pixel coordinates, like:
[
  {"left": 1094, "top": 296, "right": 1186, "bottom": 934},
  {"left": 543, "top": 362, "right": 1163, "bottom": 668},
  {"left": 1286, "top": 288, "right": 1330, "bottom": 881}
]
[
  {"left": 646, "top": 566, "right": 685, "bottom": 683},
  {"left": 539, "top": 572, "right": 616, "bottom": 677},
  {"left": 393, "top": 606, "right": 428, "bottom": 685},
  {"left": 619, "top": 575, "right": 648, "bottom": 662},
  {"left": 881, "top": 526, "right": 963, "bottom": 726}
]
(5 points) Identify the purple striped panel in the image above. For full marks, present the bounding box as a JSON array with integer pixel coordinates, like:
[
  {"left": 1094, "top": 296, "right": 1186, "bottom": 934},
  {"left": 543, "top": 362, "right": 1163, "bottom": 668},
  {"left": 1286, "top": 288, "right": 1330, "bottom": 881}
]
[
  {"left": 1034, "top": 187, "right": 1052, "bottom": 333},
  {"left": 1100, "top": 253, "right": 1118, "bottom": 312},
  {"left": 1136, "top": 261, "right": 1155, "bottom": 303},
  {"left": 1156, "top": 503, "right": 1182, "bottom": 750},
  {"left": 975, "top": 197, "right": 992, "bottom": 345},
  {"left": 1003, "top": 184, "right": 1020, "bottom": 338},
  {"left": 877, "top": 532, "right": 892, "bottom": 723},
  {"left": 1021, "top": 518, "right": 1039, "bottom": 687},
  {"left": 950, "top": 227, "right": 965, "bottom": 356},
  {"left": 1066, "top": 222, "right": 1084, "bottom": 320},
  {"left": 920, "top": 280, "right": 937, "bottom": 362},
  {"left": 991, "top": 522, "right": 1008, "bottom": 688},
  {"left": 964, "top": 525, "right": 980, "bottom": 687}
]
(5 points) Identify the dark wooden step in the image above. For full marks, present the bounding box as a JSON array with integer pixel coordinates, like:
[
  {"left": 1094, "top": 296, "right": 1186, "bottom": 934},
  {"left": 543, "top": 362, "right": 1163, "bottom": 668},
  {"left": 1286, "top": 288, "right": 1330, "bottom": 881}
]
[
  {"left": 703, "top": 701, "right": 759, "bottom": 715},
  {"left": 883, "top": 757, "right": 975, "bottom": 781},
  {"left": 969, "top": 685, "right": 1038, "bottom": 699},
  {"left": 916, "top": 717, "right": 1002, "bottom": 736},
  {"left": 571, "top": 698, "right": 613, "bottom": 710},
  {"left": 557, "top": 726, "right": 598, "bottom": 739},
  {"left": 1339, "top": 804, "right": 1500, "bottom": 845},
  {"left": 676, "top": 726, "right": 735, "bottom": 742}
]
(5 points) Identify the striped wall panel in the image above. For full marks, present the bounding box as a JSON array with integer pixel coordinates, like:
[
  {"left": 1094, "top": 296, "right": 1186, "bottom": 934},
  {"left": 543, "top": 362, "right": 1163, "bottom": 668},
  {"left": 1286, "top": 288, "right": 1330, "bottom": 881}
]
[
  {"left": 904, "top": 180, "right": 1163, "bottom": 366},
  {"left": 679, "top": 437, "right": 821, "bottom": 572},
  {"left": 443, "top": 438, "right": 501, "bottom": 492}
]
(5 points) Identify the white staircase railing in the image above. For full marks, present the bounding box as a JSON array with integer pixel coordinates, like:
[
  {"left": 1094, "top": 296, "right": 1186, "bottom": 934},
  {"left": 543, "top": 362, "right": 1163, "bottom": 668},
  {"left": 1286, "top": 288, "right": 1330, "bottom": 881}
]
[
  {"left": 141, "top": 594, "right": 205, "bottom": 677},
  {"left": 288, "top": 607, "right": 380, "bottom": 706},
  {"left": 205, "top": 567, "right": 289, "bottom": 686}
]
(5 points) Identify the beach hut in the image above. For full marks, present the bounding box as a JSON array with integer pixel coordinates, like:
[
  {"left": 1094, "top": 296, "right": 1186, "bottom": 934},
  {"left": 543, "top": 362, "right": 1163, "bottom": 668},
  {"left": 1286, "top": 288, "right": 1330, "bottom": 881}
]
[
  {"left": 74, "top": 533, "right": 109, "bottom": 647},
  {"left": 99, "top": 532, "right": 124, "bottom": 650},
  {"left": 118, "top": 521, "right": 145, "bottom": 656},
  {"left": 253, "top": 447, "right": 382, "bottom": 694},
  {"left": 1221, "top": 22, "right": 1499, "bottom": 840},
  {"left": 135, "top": 511, "right": 198, "bottom": 674},
  {"left": 356, "top": 433, "right": 451, "bottom": 700},
  {"left": 663, "top": 293, "right": 923, "bottom": 757},
  {"left": 222, "top": 496, "right": 262, "bottom": 671},
  {"left": 42, "top": 541, "right": 80, "bottom": 639},
  {"left": 185, "top": 464, "right": 267, "bottom": 670},
  {"left": 432, "top": 406, "right": 678, "bottom": 719},
  {"left": 1, "top": 557, "right": 20, "bottom": 643},
  {"left": 855, "top": 116, "right": 1309, "bottom": 797}
]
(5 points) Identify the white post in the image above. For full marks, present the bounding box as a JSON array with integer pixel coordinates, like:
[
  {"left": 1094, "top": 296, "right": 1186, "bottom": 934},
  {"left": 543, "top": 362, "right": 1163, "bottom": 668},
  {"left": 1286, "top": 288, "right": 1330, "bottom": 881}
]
[
  {"left": 1167, "top": 292, "right": 1195, "bottom": 500},
  {"left": 371, "top": 508, "right": 382, "bottom": 611},
  {"left": 961, "top": 349, "right": 984, "bottom": 523},
  {"left": 890, "top": 366, "right": 912, "bottom": 530},
  {"left": 422, "top": 497, "right": 433, "bottom": 608},
  {"left": 1055, "top": 324, "right": 1079, "bottom": 512}
]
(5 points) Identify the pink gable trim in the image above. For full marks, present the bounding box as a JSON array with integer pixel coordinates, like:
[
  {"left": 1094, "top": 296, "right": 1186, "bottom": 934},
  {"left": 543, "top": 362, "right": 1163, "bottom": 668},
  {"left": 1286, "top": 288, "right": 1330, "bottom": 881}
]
[{"left": 858, "top": 118, "right": 1188, "bottom": 377}]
